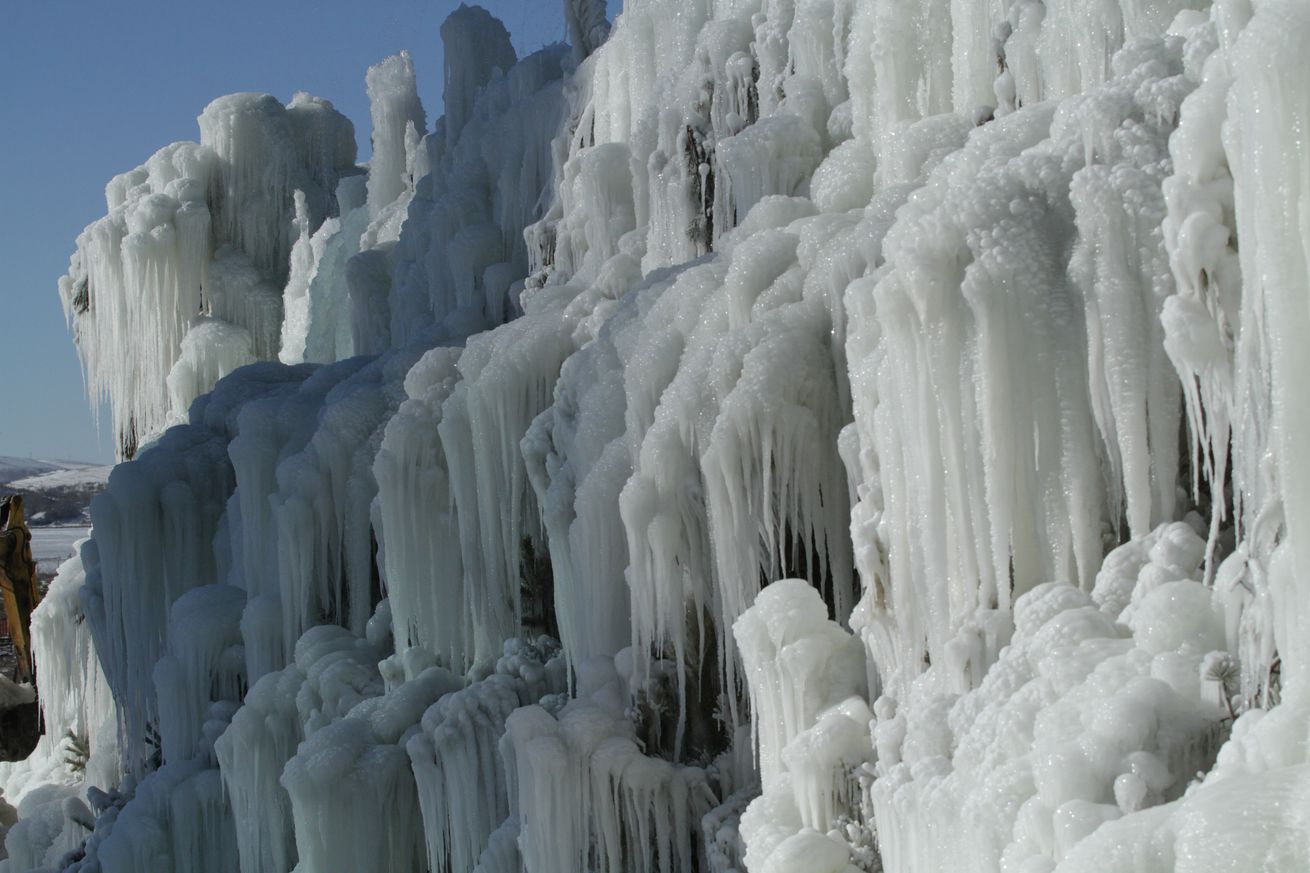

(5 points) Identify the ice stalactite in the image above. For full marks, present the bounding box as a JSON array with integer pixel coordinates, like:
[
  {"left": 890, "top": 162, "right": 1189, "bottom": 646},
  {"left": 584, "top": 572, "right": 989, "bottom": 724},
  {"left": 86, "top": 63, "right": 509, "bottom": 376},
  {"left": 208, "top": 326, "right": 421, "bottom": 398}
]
[
  {"left": 502, "top": 658, "right": 717, "bottom": 873},
  {"left": 373, "top": 347, "right": 471, "bottom": 670},
  {"left": 282, "top": 50, "right": 425, "bottom": 369},
  {"left": 285, "top": 92, "right": 359, "bottom": 217},
  {"left": 348, "top": 248, "right": 398, "bottom": 356},
  {"left": 1158, "top": 12, "right": 1242, "bottom": 570},
  {"left": 572, "top": 0, "right": 861, "bottom": 275},
  {"left": 701, "top": 290, "right": 856, "bottom": 700},
  {"left": 407, "top": 642, "right": 565, "bottom": 873},
  {"left": 640, "top": 18, "right": 747, "bottom": 269},
  {"left": 83, "top": 423, "right": 234, "bottom": 772},
  {"left": 734, "top": 580, "right": 867, "bottom": 797},
  {"left": 166, "top": 319, "right": 259, "bottom": 427},
  {"left": 714, "top": 115, "right": 823, "bottom": 235},
  {"left": 205, "top": 248, "right": 286, "bottom": 364},
  {"left": 60, "top": 92, "right": 356, "bottom": 459},
  {"left": 614, "top": 259, "right": 747, "bottom": 748},
  {"left": 733, "top": 580, "right": 873, "bottom": 873},
  {"left": 49, "top": 605, "right": 248, "bottom": 873},
  {"left": 867, "top": 0, "right": 958, "bottom": 173},
  {"left": 224, "top": 365, "right": 344, "bottom": 680},
  {"left": 152, "top": 585, "right": 247, "bottom": 766},
  {"left": 578, "top": 197, "right": 858, "bottom": 760},
  {"left": 280, "top": 666, "right": 461, "bottom": 873},
  {"left": 0, "top": 554, "right": 119, "bottom": 872},
  {"left": 0, "top": 792, "right": 93, "bottom": 873},
  {"left": 198, "top": 93, "right": 346, "bottom": 287},
  {"left": 1222, "top": 0, "right": 1310, "bottom": 694},
  {"left": 587, "top": 0, "right": 710, "bottom": 147},
  {"left": 58, "top": 142, "right": 216, "bottom": 459},
  {"left": 1069, "top": 117, "right": 1182, "bottom": 543},
  {"left": 547, "top": 143, "right": 639, "bottom": 288},
  {"left": 216, "top": 625, "right": 384, "bottom": 873},
  {"left": 845, "top": 35, "right": 1195, "bottom": 698},
  {"left": 438, "top": 290, "right": 578, "bottom": 665},
  {"left": 88, "top": 758, "right": 239, "bottom": 873},
  {"left": 27, "top": 553, "right": 120, "bottom": 791},
  {"left": 1058, "top": 26, "right": 1310, "bottom": 867},
  {"left": 409, "top": 678, "right": 522, "bottom": 873},
  {"left": 847, "top": 0, "right": 1203, "bottom": 179},
  {"left": 269, "top": 350, "right": 420, "bottom": 666},
  {"left": 72, "top": 361, "right": 328, "bottom": 775},
  {"left": 522, "top": 259, "right": 647, "bottom": 672},
  {"left": 1155, "top": 1, "right": 1289, "bottom": 722}
]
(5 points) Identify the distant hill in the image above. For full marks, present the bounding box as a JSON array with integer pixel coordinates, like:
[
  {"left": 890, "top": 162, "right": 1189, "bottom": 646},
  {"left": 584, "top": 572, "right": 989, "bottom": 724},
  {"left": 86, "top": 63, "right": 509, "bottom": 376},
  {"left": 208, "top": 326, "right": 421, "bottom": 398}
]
[
  {"left": 0, "top": 456, "right": 110, "bottom": 526},
  {"left": 0, "top": 457, "right": 69, "bottom": 484},
  {"left": 7, "top": 465, "right": 111, "bottom": 492}
]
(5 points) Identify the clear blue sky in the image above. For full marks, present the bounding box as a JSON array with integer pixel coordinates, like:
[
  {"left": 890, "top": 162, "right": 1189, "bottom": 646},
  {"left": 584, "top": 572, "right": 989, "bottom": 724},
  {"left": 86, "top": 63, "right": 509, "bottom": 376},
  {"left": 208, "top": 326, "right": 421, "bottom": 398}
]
[{"left": 0, "top": 0, "right": 607, "bottom": 464}]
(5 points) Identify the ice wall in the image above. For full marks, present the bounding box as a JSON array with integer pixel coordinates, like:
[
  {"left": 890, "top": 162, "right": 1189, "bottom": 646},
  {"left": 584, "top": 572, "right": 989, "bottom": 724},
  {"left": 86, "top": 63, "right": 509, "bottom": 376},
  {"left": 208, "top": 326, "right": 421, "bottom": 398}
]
[
  {"left": 23, "top": 1, "right": 1310, "bottom": 872},
  {"left": 564, "top": 0, "right": 610, "bottom": 64},
  {"left": 845, "top": 31, "right": 1191, "bottom": 700},
  {"left": 387, "top": 41, "right": 567, "bottom": 344},
  {"left": 1045, "top": 4, "right": 1310, "bottom": 869}
]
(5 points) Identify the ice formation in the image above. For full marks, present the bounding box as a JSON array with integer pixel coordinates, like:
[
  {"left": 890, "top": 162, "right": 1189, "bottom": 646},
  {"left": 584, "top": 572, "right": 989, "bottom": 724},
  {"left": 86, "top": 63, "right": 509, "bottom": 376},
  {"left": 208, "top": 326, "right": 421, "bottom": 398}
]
[
  {"left": 58, "top": 93, "right": 358, "bottom": 459},
  {"left": 9, "top": 0, "right": 1310, "bottom": 872}
]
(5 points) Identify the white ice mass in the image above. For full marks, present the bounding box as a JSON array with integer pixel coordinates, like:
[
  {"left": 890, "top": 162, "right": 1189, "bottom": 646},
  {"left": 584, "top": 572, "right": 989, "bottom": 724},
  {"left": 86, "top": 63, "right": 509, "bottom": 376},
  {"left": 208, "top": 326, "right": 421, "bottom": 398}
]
[{"left": 5, "top": 0, "right": 1310, "bottom": 871}]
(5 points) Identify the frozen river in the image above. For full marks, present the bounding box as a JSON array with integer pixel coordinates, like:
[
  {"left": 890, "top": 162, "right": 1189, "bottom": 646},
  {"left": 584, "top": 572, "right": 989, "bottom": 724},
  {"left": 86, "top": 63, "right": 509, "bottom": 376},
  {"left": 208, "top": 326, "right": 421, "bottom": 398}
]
[{"left": 29, "top": 525, "right": 91, "bottom": 575}]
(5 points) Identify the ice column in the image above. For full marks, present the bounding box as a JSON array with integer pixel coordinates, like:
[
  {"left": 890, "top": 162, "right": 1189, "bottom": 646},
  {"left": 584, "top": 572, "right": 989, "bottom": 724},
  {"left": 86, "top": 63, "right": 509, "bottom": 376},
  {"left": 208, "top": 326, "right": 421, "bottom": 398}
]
[
  {"left": 440, "top": 6, "right": 517, "bottom": 148},
  {"left": 365, "top": 52, "right": 427, "bottom": 219}
]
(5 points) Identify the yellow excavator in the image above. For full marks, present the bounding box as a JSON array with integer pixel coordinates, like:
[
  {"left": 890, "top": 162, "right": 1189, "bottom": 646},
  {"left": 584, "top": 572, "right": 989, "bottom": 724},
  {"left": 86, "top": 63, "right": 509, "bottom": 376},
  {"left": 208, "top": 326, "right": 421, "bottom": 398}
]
[{"left": 0, "top": 495, "right": 40, "bottom": 683}]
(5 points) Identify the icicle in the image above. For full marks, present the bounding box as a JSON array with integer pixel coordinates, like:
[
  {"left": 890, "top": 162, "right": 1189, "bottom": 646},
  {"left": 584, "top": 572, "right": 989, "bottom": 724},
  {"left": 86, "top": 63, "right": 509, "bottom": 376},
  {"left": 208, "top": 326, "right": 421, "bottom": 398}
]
[
  {"left": 373, "top": 347, "right": 471, "bottom": 670},
  {"left": 152, "top": 584, "right": 247, "bottom": 765},
  {"left": 408, "top": 672, "right": 533, "bottom": 873},
  {"left": 437, "top": 293, "right": 578, "bottom": 665},
  {"left": 60, "top": 92, "right": 354, "bottom": 459},
  {"left": 280, "top": 665, "right": 461, "bottom": 873},
  {"left": 29, "top": 550, "right": 121, "bottom": 790}
]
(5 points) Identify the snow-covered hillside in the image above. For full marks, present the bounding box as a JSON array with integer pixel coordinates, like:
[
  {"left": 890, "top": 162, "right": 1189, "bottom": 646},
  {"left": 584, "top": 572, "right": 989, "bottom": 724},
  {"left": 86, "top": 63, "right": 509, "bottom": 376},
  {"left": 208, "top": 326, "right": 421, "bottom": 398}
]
[
  {"left": 6, "top": 470, "right": 110, "bottom": 494},
  {"left": 0, "top": 459, "right": 108, "bottom": 528},
  {"left": 0, "top": 460, "right": 97, "bottom": 489},
  {"left": 4, "top": 0, "right": 1309, "bottom": 871}
]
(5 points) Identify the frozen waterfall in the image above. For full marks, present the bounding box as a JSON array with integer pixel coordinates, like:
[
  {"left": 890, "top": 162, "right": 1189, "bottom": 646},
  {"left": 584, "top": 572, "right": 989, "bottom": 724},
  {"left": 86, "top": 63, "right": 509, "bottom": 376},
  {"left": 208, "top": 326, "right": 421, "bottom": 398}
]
[{"left": 5, "top": 0, "right": 1310, "bottom": 872}]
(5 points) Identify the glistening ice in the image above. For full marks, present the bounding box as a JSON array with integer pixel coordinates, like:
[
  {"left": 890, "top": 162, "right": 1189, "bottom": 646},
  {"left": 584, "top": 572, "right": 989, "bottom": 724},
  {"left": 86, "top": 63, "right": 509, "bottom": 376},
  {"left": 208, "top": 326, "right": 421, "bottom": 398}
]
[{"left": 3, "top": 0, "right": 1309, "bottom": 871}]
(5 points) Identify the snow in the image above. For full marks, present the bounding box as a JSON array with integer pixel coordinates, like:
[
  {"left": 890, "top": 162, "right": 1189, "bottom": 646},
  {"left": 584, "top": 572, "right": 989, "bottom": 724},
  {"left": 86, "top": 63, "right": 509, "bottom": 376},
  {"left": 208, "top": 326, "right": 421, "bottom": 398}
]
[
  {"left": 4, "top": 468, "right": 108, "bottom": 493},
  {"left": 13, "top": 1, "right": 1310, "bottom": 872},
  {"left": 0, "top": 458, "right": 73, "bottom": 486}
]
